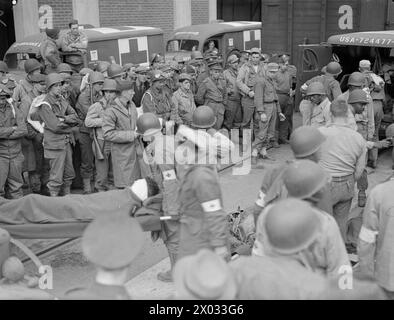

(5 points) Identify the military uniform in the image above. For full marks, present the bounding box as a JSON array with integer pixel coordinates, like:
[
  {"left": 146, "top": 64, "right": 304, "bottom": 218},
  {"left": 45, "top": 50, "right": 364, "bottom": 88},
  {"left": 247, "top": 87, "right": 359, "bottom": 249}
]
[
  {"left": 274, "top": 66, "right": 293, "bottom": 141},
  {"left": 223, "top": 67, "right": 242, "bottom": 129},
  {"left": 37, "top": 94, "right": 80, "bottom": 195},
  {"left": 305, "top": 74, "right": 342, "bottom": 102},
  {"left": 0, "top": 99, "right": 27, "bottom": 198},
  {"left": 75, "top": 88, "right": 103, "bottom": 184},
  {"left": 195, "top": 75, "right": 227, "bottom": 130},
  {"left": 236, "top": 61, "right": 265, "bottom": 129},
  {"left": 40, "top": 38, "right": 61, "bottom": 75},
  {"left": 12, "top": 78, "right": 34, "bottom": 109},
  {"left": 172, "top": 87, "right": 196, "bottom": 126},
  {"left": 177, "top": 165, "right": 229, "bottom": 259},
  {"left": 141, "top": 87, "right": 178, "bottom": 122},
  {"left": 252, "top": 75, "right": 281, "bottom": 152},
  {"left": 102, "top": 97, "right": 141, "bottom": 188},
  {"left": 61, "top": 30, "right": 88, "bottom": 73}
]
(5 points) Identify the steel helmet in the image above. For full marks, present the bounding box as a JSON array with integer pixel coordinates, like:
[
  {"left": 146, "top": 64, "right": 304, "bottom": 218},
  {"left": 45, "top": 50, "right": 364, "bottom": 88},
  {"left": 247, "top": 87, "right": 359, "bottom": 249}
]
[
  {"left": 107, "top": 64, "right": 125, "bottom": 79},
  {"left": 0, "top": 61, "right": 8, "bottom": 73},
  {"left": 326, "top": 61, "right": 342, "bottom": 76},
  {"left": 386, "top": 123, "right": 394, "bottom": 138},
  {"left": 79, "top": 67, "right": 94, "bottom": 76},
  {"left": 289, "top": 126, "right": 326, "bottom": 158},
  {"left": 24, "top": 59, "right": 41, "bottom": 74},
  {"left": 149, "top": 70, "right": 166, "bottom": 83},
  {"left": 95, "top": 61, "right": 111, "bottom": 73},
  {"left": 191, "top": 106, "right": 216, "bottom": 129},
  {"left": 283, "top": 160, "right": 328, "bottom": 199},
  {"left": 57, "top": 63, "right": 73, "bottom": 74},
  {"left": 136, "top": 113, "right": 162, "bottom": 137},
  {"left": 306, "top": 82, "right": 326, "bottom": 96},
  {"left": 90, "top": 71, "right": 105, "bottom": 84},
  {"left": 348, "top": 89, "right": 368, "bottom": 104},
  {"left": 101, "top": 79, "right": 118, "bottom": 92},
  {"left": 46, "top": 73, "right": 63, "bottom": 90},
  {"left": 347, "top": 72, "right": 365, "bottom": 87},
  {"left": 264, "top": 199, "right": 321, "bottom": 255}
]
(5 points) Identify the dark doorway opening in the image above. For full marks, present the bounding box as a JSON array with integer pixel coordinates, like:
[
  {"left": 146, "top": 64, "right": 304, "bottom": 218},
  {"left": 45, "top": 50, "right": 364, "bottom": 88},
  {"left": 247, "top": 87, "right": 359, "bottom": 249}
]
[
  {"left": 0, "top": 0, "right": 16, "bottom": 60},
  {"left": 217, "top": 0, "right": 261, "bottom": 22}
]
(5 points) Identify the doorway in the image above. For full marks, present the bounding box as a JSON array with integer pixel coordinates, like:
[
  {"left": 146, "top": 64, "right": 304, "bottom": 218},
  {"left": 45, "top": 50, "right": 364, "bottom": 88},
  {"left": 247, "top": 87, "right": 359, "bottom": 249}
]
[{"left": 0, "top": 0, "right": 16, "bottom": 60}]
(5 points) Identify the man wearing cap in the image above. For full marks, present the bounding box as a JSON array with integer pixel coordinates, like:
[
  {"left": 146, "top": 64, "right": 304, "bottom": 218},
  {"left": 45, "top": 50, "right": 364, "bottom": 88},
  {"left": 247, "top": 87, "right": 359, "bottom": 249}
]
[
  {"left": 141, "top": 70, "right": 179, "bottom": 126},
  {"left": 40, "top": 28, "right": 61, "bottom": 75},
  {"left": 61, "top": 19, "right": 88, "bottom": 73},
  {"left": 252, "top": 62, "right": 285, "bottom": 163},
  {"left": 0, "top": 84, "right": 27, "bottom": 199},
  {"left": 18, "top": 74, "right": 48, "bottom": 195},
  {"left": 275, "top": 56, "right": 296, "bottom": 143},
  {"left": 102, "top": 80, "right": 141, "bottom": 189},
  {"left": 318, "top": 98, "right": 367, "bottom": 244},
  {"left": 35, "top": 73, "right": 81, "bottom": 196},
  {"left": 173, "top": 248, "right": 237, "bottom": 300},
  {"left": 359, "top": 59, "right": 386, "bottom": 168},
  {"left": 85, "top": 79, "right": 118, "bottom": 192},
  {"left": 195, "top": 61, "right": 227, "bottom": 130},
  {"left": 175, "top": 125, "right": 230, "bottom": 260},
  {"left": 172, "top": 73, "right": 196, "bottom": 126},
  {"left": 132, "top": 66, "right": 150, "bottom": 108},
  {"left": 301, "top": 61, "right": 343, "bottom": 102},
  {"left": 75, "top": 72, "right": 104, "bottom": 194},
  {"left": 236, "top": 47, "right": 265, "bottom": 132},
  {"left": 239, "top": 50, "right": 250, "bottom": 67},
  {"left": 223, "top": 54, "right": 242, "bottom": 130},
  {"left": 12, "top": 59, "right": 42, "bottom": 110},
  {"left": 64, "top": 214, "right": 144, "bottom": 299}
]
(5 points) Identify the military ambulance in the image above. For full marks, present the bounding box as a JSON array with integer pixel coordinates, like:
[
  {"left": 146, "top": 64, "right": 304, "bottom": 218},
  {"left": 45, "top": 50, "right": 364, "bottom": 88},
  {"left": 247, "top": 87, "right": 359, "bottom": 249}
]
[
  {"left": 166, "top": 21, "right": 262, "bottom": 63},
  {"left": 296, "top": 30, "right": 394, "bottom": 136},
  {"left": 3, "top": 25, "right": 164, "bottom": 77}
]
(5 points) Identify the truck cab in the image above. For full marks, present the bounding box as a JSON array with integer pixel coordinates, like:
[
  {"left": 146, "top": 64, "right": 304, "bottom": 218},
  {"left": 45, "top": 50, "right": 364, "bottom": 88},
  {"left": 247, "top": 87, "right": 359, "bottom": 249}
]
[
  {"left": 296, "top": 30, "right": 394, "bottom": 137},
  {"left": 166, "top": 21, "right": 262, "bottom": 64}
]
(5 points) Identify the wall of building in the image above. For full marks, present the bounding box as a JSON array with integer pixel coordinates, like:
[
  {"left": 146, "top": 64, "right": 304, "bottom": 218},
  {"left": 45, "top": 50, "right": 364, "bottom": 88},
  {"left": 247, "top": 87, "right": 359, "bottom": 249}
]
[
  {"left": 98, "top": 0, "right": 174, "bottom": 41},
  {"left": 191, "top": 0, "right": 210, "bottom": 25},
  {"left": 37, "top": 0, "right": 73, "bottom": 29}
]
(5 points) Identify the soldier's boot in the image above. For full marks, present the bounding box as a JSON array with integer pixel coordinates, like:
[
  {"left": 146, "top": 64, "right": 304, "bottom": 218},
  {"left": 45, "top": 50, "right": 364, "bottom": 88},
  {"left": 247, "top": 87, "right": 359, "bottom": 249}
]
[
  {"left": 63, "top": 184, "right": 72, "bottom": 196},
  {"left": 358, "top": 190, "right": 367, "bottom": 208},
  {"left": 157, "top": 252, "right": 175, "bottom": 283},
  {"left": 251, "top": 149, "right": 258, "bottom": 165},
  {"left": 82, "top": 178, "right": 92, "bottom": 194}
]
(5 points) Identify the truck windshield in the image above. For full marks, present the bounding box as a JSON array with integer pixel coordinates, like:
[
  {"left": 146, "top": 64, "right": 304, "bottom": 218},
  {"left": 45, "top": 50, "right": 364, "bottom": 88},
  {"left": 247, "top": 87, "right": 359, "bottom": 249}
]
[{"left": 167, "top": 39, "right": 199, "bottom": 52}]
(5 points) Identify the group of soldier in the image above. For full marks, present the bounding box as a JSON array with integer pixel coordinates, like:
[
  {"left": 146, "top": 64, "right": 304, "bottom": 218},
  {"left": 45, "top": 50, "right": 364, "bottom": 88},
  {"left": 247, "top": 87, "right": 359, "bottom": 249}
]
[{"left": 1, "top": 19, "right": 394, "bottom": 299}]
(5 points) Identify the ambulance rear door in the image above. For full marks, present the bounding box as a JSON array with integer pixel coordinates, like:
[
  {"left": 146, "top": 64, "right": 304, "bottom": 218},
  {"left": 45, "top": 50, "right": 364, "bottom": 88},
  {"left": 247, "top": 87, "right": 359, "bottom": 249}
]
[{"left": 295, "top": 44, "right": 332, "bottom": 109}]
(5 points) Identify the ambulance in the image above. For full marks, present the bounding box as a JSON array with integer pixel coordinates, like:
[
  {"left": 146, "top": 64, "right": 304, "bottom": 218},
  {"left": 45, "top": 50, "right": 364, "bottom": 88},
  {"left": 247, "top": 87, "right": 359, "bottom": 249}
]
[{"left": 166, "top": 21, "right": 262, "bottom": 63}]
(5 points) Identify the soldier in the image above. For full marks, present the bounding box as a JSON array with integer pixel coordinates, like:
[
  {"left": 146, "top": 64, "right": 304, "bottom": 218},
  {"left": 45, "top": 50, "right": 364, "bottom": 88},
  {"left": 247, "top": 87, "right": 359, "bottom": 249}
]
[
  {"left": 318, "top": 98, "right": 367, "bottom": 243},
  {"left": 35, "top": 73, "right": 81, "bottom": 196},
  {"left": 61, "top": 19, "right": 88, "bottom": 73},
  {"left": 175, "top": 125, "right": 230, "bottom": 260},
  {"left": 204, "top": 40, "right": 219, "bottom": 57},
  {"left": 107, "top": 64, "right": 127, "bottom": 83},
  {"left": 236, "top": 47, "right": 265, "bottom": 133},
  {"left": 195, "top": 61, "right": 227, "bottom": 130},
  {"left": 141, "top": 70, "right": 179, "bottom": 125},
  {"left": 301, "top": 61, "right": 342, "bottom": 102},
  {"left": 223, "top": 54, "right": 242, "bottom": 130},
  {"left": 122, "top": 63, "right": 137, "bottom": 83},
  {"left": 188, "top": 50, "right": 204, "bottom": 71},
  {"left": 252, "top": 62, "right": 285, "bottom": 164},
  {"left": 95, "top": 61, "right": 111, "bottom": 78},
  {"left": 275, "top": 55, "right": 296, "bottom": 143},
  {"left": 358, "top": 176, "right": 394, "bottom": 299},
  {"left": 299, "top": 82, "right": 332, "bottom": 127},
  {"left": 135, "top": 113, "right": 181, "bottom": 282},
  {"left": 18, "top": 74, "right": 48, "bottom": 195},
  {"left": 132, "top": 66, "right": 150, "bottom": 108},
  {"left": 12, "top": 59, "right": 42, "bottom": 109},
  {"left": 75, "top": 72, "right": 104, "bottom": 194},
  {"left": 251, "top": 125, "right": 332, "bottom": 225},
  {"left": 0, "top": 85, "right": 27, "bottom": 199},
  {"left": 239, "top": 50, "right": 250, "bottom": 67},
  {"left": 150, "top": 53, "right": 165, "bottom": 70},
  {"left": 173, "top": 249, "right": 237, "bottom": 300},
  {"left": 85, "top": 79, "right": 118, "bottom": 192},
  {"left": 172, "top": 73, "right": 196, "bottom": 126},
  {"left": 40, "top": 28, "right": 61, "bottom": 75},
  {"left": 64, "top": 214, "right": 145, "bottom": 299},
  {"left": 196, "top": 54, "right": 218, "bottom": 89},
  {"left": 102, "top": 81, "right": 141, "bottom": 189}
]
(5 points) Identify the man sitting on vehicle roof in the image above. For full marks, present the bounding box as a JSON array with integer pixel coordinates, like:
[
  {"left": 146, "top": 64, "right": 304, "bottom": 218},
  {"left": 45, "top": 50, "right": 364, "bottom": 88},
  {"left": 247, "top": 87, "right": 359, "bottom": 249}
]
[
  {"left": 40, "top": 28, "right": 62, "bottom": 75},
  {"left": 61, "top": 19, "right": 88, "bottom": 73}
]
